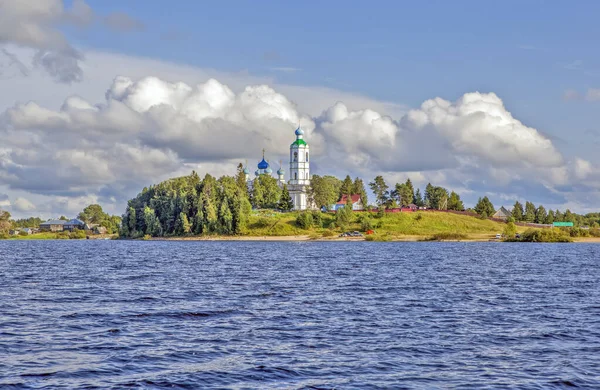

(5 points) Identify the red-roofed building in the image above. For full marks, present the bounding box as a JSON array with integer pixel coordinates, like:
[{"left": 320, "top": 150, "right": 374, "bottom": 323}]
[{"left": 331, "top": 194, "right": 364, "bottom": 211}]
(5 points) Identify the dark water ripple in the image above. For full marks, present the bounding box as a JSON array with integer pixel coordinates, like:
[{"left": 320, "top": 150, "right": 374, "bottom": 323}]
[{"left": 1, "top": 241, "right": 599, "bottom": 389}]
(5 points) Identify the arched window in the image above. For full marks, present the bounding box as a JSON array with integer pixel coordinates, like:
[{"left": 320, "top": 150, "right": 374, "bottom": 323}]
[
  {"left": 293, "top": 152, "right": 298, "bottom": 162},
  {"left": 294, "top": 172, "right": 297, "bottom": 180},
  {"left": 306, "top": 152, "right": 309, "bottom": 162},
  {"left": 306, "top": 172, "right": 309, "bottom": 179}
]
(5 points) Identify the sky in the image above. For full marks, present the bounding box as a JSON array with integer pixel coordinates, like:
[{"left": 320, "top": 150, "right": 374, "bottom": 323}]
[{"left": 0, "top": 0, "right": 599, "bottom": 218}]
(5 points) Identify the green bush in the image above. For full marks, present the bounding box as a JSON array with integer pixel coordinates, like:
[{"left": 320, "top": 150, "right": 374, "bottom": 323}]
[
  {"left": 425, "top": 232, "right": 469, "bottom": 241},
  {"left": 311, "top": 211, "right": 323, "bottom": 228},
  {"left": 519, "top": 229, "right": 572, "bottom": 243},
  {"left": 69, "top": 230, "right": 87, "bottom": 239},
  {"left": 322, "top": 230, "right": 335, "bottom": 237},
  {"left": 18, "top": 231, "right": 29, "bottom": 237},
  {"left": 56, "top": 232, "right": 70, "bottom": 239},
  {"left": 296, "top": 212, "right": 314, "bottom": 229}
]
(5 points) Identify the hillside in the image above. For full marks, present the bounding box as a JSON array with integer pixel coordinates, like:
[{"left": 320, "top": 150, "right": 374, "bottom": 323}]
[{"left": 234, "top": 210, "right": 513, "bottom": 240}]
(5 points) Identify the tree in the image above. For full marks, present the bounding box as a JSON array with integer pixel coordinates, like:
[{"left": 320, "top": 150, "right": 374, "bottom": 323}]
[
  {"left": 236, "top": 163, "right": 248, "bottom": 194},
  {"left": 219, "top": 199, "right": 233, "bottom": 234},
  {"left": 474, "top": 196, "right": 495, "bottom": 216},
  {"left": 414, "top": 189, "right": 424, "bottom": 207},
  {"left": 127, "top": 207, "right": 137, "bottom": 236},
  {"left": 0, "top": 209, "right": 11, "bottom": 234},
  {"left": 336, "top": 201, "right": 353, "bottom": 230},
  {"left": 176, "top": 212, "right": 191, "bottom": 235},
  {"left": 404, "top": 179, "right": 415, "bottom": 204},
  {"left": 512, "top": 201, "right": 524, "bottom": 221},
  {"left": 369, "top": 176, "right": 389, "bottom": 207},
  {"left": 352, "top": 177, "right": 368, "bottom": 208},
  {"left": 278, "top": 184, "right": 294, "bottom": 211},
  {"left": 564, "top": 209, "right": 575, "bottom": 224},
  {"left": 545, "top": 209, "right": 555, "bottom": 225},
  {"left": 78, "top": 204, "right": 105, "bottom": 224},
  {"left": 428, "top": 186, "right": 449, "bottom": 210},
  {"left": 524, "top": 201, "right": 536, "bottom": 223},
  {"left": 447, "top": 191, "right": 465, "bottom": 211},
  {"left": 554, "top": 209, "right": 563, "bottom": 222},
  {"left": 393, "top": 181, "right": 415, "bottom": 207},
  {"left": 535, "top": 205, "right": 547, "bottom": 224},
  {"left": 340, "top": 175, "right": 354, "bottom": 197},
  {"left": 309, "top": 175, "right": 342, "bottom": 210},
  {"left": 503, "top": 222, "right": 517, "bottom": 239}
]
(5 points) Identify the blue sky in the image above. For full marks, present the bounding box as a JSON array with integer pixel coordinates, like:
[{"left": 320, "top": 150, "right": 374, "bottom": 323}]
[{"left": 0, "top": 0, "right": 599, "bottom": 217}]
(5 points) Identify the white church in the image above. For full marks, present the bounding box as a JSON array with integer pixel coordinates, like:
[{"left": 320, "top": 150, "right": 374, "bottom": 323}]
[{"left": 243, "top": 126, "right": 311, "bottom": 210}]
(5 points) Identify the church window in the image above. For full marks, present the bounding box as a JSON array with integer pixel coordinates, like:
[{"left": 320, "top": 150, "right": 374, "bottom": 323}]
[
  {"left": 294, "top": 172, "right": 297, "bottom": 180},
  {"left": 306, "top": 152, "right": 309, "bottom": 162},
  {"left": 293, "top": 152, "right": 298, "bottom": 162}
]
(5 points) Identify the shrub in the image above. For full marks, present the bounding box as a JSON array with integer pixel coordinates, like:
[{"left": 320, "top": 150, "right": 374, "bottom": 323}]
[
  {"left": 425, "top": 232, "right": 468, "bottom": 241},
  {"left": 254, "top": 218, "right": 271, "bottom": 228},
  {"left": 69, "top": 230, "right": 87, "bottom": 239},
  {"left": 143, "top": 234, "right": 152, "bottom": 240},
  {"left": 415, "top": 213, "right": 423, "bottom": 221},
  {"left": 296, "top": 212, "right": 314, "bottom": 229},
  {"left": 590, "top": 229, "right": 600, "bottom": 238},
  {"left": 519, "top": 229, "right": 572, "bottom": 243},
  {"left": 365, "top": 233, "right": 392, "bottom": 242},
  {"left": 311, "top": 211, "right": 323, "bottom": 228},
  {"left": 18, "top": 231, "right": 29, "bottom": 237},
  {"left": 503, "top": 222, "right": 517, "bottom": 239},
  {"left": 56, "top": 232, "right": 70, "bottom": 239},
  {"left": 322, "top": 230, "right": 335, "bottom": 237}
]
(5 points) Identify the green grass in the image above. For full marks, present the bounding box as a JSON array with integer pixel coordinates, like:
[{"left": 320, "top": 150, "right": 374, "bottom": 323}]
[
  {"left": 241, "top": 211, "right": 508, "bottom": 238},
  {"left": 4, "top": 231, "right": 90, "bottom": 240}
]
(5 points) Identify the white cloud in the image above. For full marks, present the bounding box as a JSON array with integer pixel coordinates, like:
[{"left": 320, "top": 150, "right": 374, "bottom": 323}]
[
  {"left": 0, "top": 46, "right": 597, "bottom": 216},
  {"left": 13, "top": 197, "right": 36, "bottom": 212}
]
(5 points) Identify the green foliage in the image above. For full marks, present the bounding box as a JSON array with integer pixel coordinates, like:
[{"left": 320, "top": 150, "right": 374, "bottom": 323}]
[
  {"left": 524, "top": 201, "right": 536, "bottom": 222},
  {"left": 309, "top": 175, "right": 342, "bottom": 210},
  {"left": 369, "top": 176, "right": 389, "bottom": 206},
  {"left": 336, "top": 202, "right": 353, "bottom": 230},
  {"left": 447, "top": 191, "right": 465, "bottom": 211},
  {"left": 340, "top": 175, "right": 354, "bottom": 197},
  {"left": 12, "top": 217, "right": 42, "bottom": 228},
  {"left": 352, "top": 177, "right": 368, "bottom": 208},
  {"left": 122, "top": 171, "right": 252, "bottom": 238},
  {"left": 535, "top": 205, "right": 547, "bottom": 224},
  {"left": 322, "top": 230, "right": 335, "bottom": 237},
  {"left": 0, "top": 209, "right": 12, "bottom": 234},
  {"left": 512, "top": 201, "right": 524, "bottom": 221},
  {"left": 393, "top": 179, "right": 415, "bottom": 207},
  {"left": 311, "top": 210, "right": 323, "bottom": 228},
  {"left": 424, "top": 232, "right": 469, "bottom": 241},
  {"left": 69, "top": 230, "right": 87, "bottom": 239},
  {"left": 518, "top": 228, "right": 572, "bottom": 243},
  {"left": 503, "top": 222, "right": 517, "bottom": 239},
  {"left": 278, "top": 184, "right": 294, "bottom": 211},
  {"left": 414, "top": 189, "right": 424, "bottom": 207},
  {"left": 425, "top": 183, "right": 449, "bottom": 210},
  {"left": 474, "top": 196, "right": 495, "bottom": 216},
  {"left": 296, "top": 212, "right": 314, "bottom": 229}
]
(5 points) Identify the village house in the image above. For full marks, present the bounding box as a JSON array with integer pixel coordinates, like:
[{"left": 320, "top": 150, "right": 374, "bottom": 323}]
[
  {"left": 330, "top": 194, "right": 364, "bottom": 211},
  {"left": 63, "top": 219, "right": 86, "bottom": 231},
  {"left": 39, "top": 220, "right": 66, "bottom": 232},
  {"left": 492, "top": 206, "right": 512, "bottom": 220}
]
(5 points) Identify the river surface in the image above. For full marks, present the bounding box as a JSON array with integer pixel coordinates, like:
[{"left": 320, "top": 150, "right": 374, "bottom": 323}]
[{"left": 1, "top": 241, "right": 599, "bottom": 389}]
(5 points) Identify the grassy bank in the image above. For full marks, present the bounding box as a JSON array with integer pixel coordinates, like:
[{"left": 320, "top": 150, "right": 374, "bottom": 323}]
[
  {"left": 2, "top": 232, "right": 117, "bottom": 240},
  {"left": 241, "top": 211, "right": 511, "bottom": 240}
]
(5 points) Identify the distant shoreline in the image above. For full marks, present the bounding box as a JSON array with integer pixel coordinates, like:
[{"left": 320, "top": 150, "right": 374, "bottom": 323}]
[{"left": 146, "top": 235, "right": 600, "bottom": 243}]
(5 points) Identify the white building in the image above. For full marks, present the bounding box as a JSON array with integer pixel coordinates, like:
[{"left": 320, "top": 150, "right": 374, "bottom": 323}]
[{"left": 245, "top": 126, "right": 312, "bottom": 210}]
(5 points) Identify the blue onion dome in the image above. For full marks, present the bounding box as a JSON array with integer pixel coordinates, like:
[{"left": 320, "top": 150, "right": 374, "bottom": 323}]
[
  {"left": 265, "top": 167, "right": 273, "bottom": 174},
  {"left": 255, "top": 170, "right": 260, "bottom": 176},
  {"left": 243, "top": 167, "right": 250, "bottom": 175},
  {"left": 277, "top": 167, "right": 285, "bottom": 175},
  {"left": 257, "top": 158, "right": 269, "bottom": 170},
  {"left": 295, "top": 127, "right": 304, "bottom": 136}
]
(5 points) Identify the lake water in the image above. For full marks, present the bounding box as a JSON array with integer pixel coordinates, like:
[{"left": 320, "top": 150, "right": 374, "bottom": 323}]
[{"left": 1, "top": 241, "right": 599, "bottom": 389}]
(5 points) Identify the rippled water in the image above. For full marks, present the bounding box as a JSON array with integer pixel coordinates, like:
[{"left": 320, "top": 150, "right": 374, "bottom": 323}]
[{"left": 1, "top": 241, "right": 599, "bottom": 389}]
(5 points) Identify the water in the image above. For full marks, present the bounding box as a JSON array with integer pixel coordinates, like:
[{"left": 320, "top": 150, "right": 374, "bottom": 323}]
[{"left": 1, "top": 241, "right": 599, "bottom": 389}]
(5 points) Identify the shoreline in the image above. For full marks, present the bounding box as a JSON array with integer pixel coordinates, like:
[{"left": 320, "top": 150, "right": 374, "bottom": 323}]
[{"left": 148, "top": 235, "right": 600, "bottom": 243}]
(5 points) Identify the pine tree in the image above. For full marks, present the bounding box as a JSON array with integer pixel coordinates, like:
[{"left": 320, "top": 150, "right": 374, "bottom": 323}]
[
  {"left": 512, "top": 201, "right": 524, "bottom": 221},
  {"left": 340, "top": 175, "right": 354, "bottom": 197},
  {"left": 414, "top": 189, "right": 424, "bottom": 207},
  {"left": 352, "top": 177, "right": 368, "bottom": 208},
  {"left": 369, "top": 176, "right": 389, "bottom": 207},
  {"left": 278, "top": 184, "right": 294, "bottom": 211},
  {"left": 474, "top": 197, "right": 495, "bottom": 216},
  {"left": 535, "top": 205, "right": 547, "bottom": 224},
  {"left": 524, "top": 201, "right": 536, "bottom": 222},
  {"left": 545, "top": 209, "right": 555, "bottom": 225},
  {"left": 447, "top": 191, "right": 465, "bottom": 211}
]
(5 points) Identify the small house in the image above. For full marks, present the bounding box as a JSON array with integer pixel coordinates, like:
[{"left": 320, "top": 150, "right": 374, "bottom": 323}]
[
  {"left": 331, "top": 194, "right": 364, "bottom": 211},
  {"left": 64, "top": 219, "right": 86, "bottom": 231},
  {"left": 492, "top": 206, "right": 511, "bottom": 220},
  {"left": 40, "top": 220, "right": 66, "bottom": 232},
  {"left": 93, "top": 226, "right": 107, "bottom": 235},
  {"left": 21, "top": 228, "right": 33, "bottom": 235}
]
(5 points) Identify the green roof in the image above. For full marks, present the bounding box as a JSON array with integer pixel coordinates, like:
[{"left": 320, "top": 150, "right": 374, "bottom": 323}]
[{"left": 291, "top": 139, "right": 307, "bottom": 147}]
